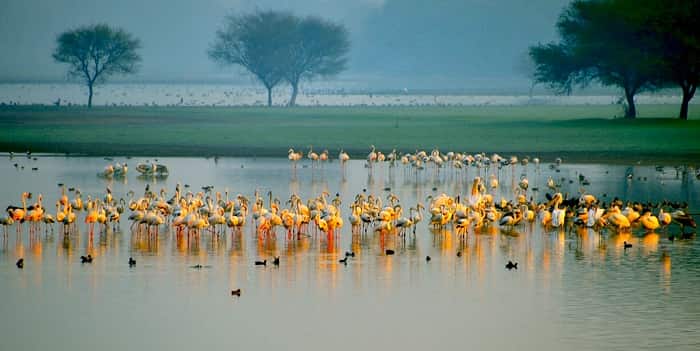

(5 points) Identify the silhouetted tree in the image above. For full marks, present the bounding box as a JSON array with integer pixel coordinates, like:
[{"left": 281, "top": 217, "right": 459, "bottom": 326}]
[
  {"left": 209, "top": 11, "right": 297, "bottom": 107},
  {"left": 53, "top": 24, "right": 141, "bottom": 107},
  {"left": 529, "top": 0, "right": 660, "bottom": 118},
  {"left": 285, "top": 16, "right": 349, "bottom": 106},
  {"left": 644, "top": 0, "right": 700, "bottom": 120}
]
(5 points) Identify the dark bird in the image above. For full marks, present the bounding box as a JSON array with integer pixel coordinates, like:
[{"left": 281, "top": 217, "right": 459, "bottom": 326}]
[
  {"left": 255, "top": 260, "right": 267, "bottom": 266},
  {"left": 339, "top": 257, "right": 348, "bottom": 265},
  {"left": 16, "top": 258, "right": 24, "bottom": 269},
  {"left": 273, "top": 256, "right": 280, "bottom": 266},
  {"left": 345, "top": 251, "right": 355, "bottom": 257},
  {"left": 623, "top": 241, "right": 632, "bottom": 249},
  {"left": 426, "top": 256, "right": 431, "bottom": 262},
  {"left": 80, "top": 254, "right": 93, "bottom": 263},
  {"left": 506, "top": 261, "right": 518, "bottom": 270},
  {"left": 31, "top": 167, "right": 38, "bottom": 171},
  {"left": 385, "top": 249, "right": 395, "bottom": 255},
  {"left": 672, "top": 211, "right": 697, "bottom": 233},
  {"left": 231, "top": 289, "right": 241, "bottom": 297},
  {"left": 128, "top": 257, "right": 136, "bottom": 267},
  {"left": 191, "top": 264, "right": 203, "bottom": 269},
  {"left": 457, "top": 251, "right": 462, "bottom": 257}
]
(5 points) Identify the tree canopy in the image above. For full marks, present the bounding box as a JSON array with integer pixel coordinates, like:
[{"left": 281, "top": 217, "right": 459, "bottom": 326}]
[
  {"left": 530, "top": 0, "right": 700, "bottom": 119},
  {"left": 642, "top": 0, "right": 700, "bottom": 120},
  {"left": 530, "top": 0, "right": 662, "bottom": 118},
  {"left": 284, "top": 16, "right": 349, "bottom": 106},
  {"left": 53, "top": 24, "right": 141, "bottom": 107},
  {"left": 209, "top": 10, "right": 349, "bottom": 107},
  {"left": 209, "top": 11, "right": 296, "bottom": 107}
]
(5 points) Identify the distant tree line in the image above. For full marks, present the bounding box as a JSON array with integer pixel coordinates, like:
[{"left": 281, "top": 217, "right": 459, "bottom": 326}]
[
  {"left": 529, "top": 0, "right": 699, "bottom": 119},
  {"left": 50, "top": 2, "right": 697, "bottom": 118},
  {"left": 52, "top": 11, "right": 349, "bottom": 108}
]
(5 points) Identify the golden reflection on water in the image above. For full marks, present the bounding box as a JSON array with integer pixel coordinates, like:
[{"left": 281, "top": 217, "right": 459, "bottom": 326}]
[
  {"left": 1, "top": 208, "right": 694, "bottom": 300},
  {"left": 641, "top": 233, "right": 659, "bottom": 255},
  {"left": 661, "top": 251, "right": 671, "bottom": 294}
]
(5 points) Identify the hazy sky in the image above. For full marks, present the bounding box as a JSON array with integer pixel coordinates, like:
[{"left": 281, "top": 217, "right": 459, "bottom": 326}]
[{"left": 0, "top": 0, "right": 569, "bottom": 89}]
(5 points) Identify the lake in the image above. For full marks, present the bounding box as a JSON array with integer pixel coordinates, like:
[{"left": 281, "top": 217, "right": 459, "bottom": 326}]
[{"left": 1, "top": 155, "right": 699, "bottom": 350}]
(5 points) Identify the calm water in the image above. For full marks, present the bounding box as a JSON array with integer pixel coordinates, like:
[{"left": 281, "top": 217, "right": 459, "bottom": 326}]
[{"left": 1, "top": 155, "right": 699, "bottom": 351}]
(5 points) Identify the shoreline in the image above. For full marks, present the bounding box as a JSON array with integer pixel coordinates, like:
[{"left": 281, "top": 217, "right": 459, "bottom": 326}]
[{"left": 2, "top": 148, "right": 698, "bottom": 166}]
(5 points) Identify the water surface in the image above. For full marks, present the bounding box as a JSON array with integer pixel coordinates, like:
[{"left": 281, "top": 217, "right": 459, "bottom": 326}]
[{"left": 1, "top": 156, "right": 699, "bottom": 350}]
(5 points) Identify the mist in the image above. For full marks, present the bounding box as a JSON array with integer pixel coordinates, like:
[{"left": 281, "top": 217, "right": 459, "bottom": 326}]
[{"left": 0, "top": 0, "right": 569, "bottom": 90}]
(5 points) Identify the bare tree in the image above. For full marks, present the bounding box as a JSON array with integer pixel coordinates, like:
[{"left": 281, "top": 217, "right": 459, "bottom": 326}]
[
  {"left": 285, "top": 16, "right": 350, "bottom": 106},
  {"left": 209, "top": 11, "right": 297, "bottom": 107},
  {"left": 53, "top": 24, "right": 141, "bottom": 107}
]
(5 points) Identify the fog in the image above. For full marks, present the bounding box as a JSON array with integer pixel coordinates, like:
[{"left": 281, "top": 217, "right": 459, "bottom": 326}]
[{"left": 0, "top": 0, "right": 569, "bottom": 90}]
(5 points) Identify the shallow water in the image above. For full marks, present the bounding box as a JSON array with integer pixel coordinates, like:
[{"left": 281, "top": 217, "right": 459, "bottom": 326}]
[
  {"left": 1, "top": 156, "right": 699, "bottom": 351},
  {"left": 0, "top": 83, "right": 691, "bottom": 107}
]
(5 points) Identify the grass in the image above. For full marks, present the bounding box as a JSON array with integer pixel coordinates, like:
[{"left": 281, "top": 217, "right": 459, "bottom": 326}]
[{"left": 0, "top": 104, "right": 699, "bottom": 163}]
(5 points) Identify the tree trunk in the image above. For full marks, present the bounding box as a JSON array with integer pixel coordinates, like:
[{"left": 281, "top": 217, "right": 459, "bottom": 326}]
[
  {"left": 88, "top": 83, "right": 94, "bottom": 108},
  {"left": 266, "top": 86, "right": 272, "bottom": 107},
  {"left": 624, "top": 89, "right": 636, "bottom": 119},
  {"left": 679, "top": 84, "right": 696, "bottom": 120},
  {"left": 288, "top": 81, "right": 299, "bottom": 107}
]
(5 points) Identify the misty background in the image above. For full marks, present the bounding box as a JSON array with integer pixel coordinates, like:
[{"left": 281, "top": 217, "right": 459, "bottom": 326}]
[{"left": 0, "top": 0, "right": 570, "bottom": 91}]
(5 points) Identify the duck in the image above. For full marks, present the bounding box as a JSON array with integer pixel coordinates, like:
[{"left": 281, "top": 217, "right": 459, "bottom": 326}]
[
  {"left": 426, "top": 256, "right": 431, "bottom": 262},
  {"left": 273, "top": 256, "right": 280, "bottom": 266},
  {"left": 16, "top": 258, "right": 24, "bottom": 269},
  {"left": 506, "top": 261, "right": 518, "bottom": 270},
  {"left": 80, "top": 254, "right": 93, "bottom": 263},
  {"left": 231, "top": 289, "right": 241, "bottom": 297},
  {"left": 255, "top": 260, "right": 267, "bottom": 266},
  {"left": 128, "top": 257, "right": 136, "bottom": 267},
  {"left": 339, "top": 257, "right": 348, "bottom": 265},
  {"left": 623, "top": 241, "right": 632, "bottom": 249},
  {"left": 385, "top": 249, "right": 395, "bottom": 255}
]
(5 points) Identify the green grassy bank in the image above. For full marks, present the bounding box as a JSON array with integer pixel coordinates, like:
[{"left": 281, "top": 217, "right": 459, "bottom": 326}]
[{"left": 1, "top": 104, "right": 698, "bottom": 163}]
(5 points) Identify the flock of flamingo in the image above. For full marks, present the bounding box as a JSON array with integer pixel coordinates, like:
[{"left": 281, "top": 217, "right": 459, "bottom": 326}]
[
  {"left": 2, "top": 147, "right": 697, "bottom": 250},
  {"left": 0, "top": 146, "right": 696, "bottom": 279}
]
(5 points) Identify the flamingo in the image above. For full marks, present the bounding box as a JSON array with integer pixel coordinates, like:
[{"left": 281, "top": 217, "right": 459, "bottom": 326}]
[
  {"left": 307, "top": 146, "right": 319, "bottom": 167},
  {"left": 319, "top": 149, "right": 329, "bottom": 163},
  {"left": 0, "top": 215, "right": 13, "bottom": 236},
  {"left": 85, "top": 200, "right": 99, "bottom": 235},
  {"left": 367, "top": 145, "right": 377, "bottom": 163},
  {"left": 288, "top": 148, "right": 302, "bottom": 169},
  {"left": 7, "top": 192, "right": 28, "bottom": 234},
  {"left": 339, "top": 149, "right": 350, "bottom": 174}
]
